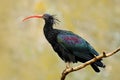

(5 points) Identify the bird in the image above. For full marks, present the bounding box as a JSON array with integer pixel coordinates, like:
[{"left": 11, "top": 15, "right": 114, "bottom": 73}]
[{"left": 23, "top": 13, "right": 105, "bottom": 72}]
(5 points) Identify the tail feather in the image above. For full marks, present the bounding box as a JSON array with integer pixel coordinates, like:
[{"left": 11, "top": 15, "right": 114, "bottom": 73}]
[
  {"left": 94, "top": 60, "right": 106, "bottom": 68},
  {"left": 91, "top": 64, "right": 100, "bottom": 72}
]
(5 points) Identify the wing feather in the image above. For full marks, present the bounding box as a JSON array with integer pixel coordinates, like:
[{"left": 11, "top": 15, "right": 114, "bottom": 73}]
[{"left": 57, "top": 31, "right": 99, "bottom": 59}]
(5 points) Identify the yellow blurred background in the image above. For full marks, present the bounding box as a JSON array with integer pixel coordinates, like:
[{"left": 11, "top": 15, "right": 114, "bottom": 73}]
[{"left": 0, "top": 0, "right": 120, "bottom": 80}]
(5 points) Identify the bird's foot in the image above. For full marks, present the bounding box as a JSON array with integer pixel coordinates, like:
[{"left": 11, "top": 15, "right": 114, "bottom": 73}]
[
  {"left": 66, "top": 62, "right": 71, "bottom": 69},
  {"left": 66, "top": 65, "right": 70, "bottom": 69},
  {"left": 62, "top": 67, "right": 73, "bottom": 75},
  {"left": 62, "top": 62, "right": 72, "bottom": 75},
  {"left": 62, "top": 69, "right": 67, "bottom": 75}
]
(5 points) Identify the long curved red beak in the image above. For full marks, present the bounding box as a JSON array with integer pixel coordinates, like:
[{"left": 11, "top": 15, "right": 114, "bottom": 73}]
[{"left": 23, "top": 15, "right": 43, "bottom": 22}]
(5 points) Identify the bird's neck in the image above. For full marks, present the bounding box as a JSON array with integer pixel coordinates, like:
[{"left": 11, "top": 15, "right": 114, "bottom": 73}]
[
  {"left": 43, "top": 21, "right": 59, "bottom": 46},
  {"left": 43, "top": 21, "right": 54, "bottom": 34},
  {"left": 43, "top": 21, "right": 55, "bottom": 43}
]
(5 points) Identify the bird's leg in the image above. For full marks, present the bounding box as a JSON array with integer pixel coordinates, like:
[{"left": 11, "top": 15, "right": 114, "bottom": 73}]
[
  {"left": 62, "top": 62, "right": 73, "bottom": 75},
  {"left": 62, "top": 62, "right": 71, "bottom": 75},
  {"left": 66, "top": 62, "right": 70, "bottom": 69}
]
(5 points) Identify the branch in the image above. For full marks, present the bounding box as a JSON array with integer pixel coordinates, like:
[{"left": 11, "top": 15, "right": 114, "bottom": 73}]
[{"left": 61, "top": 47, "right": 120, "bottom": 80}]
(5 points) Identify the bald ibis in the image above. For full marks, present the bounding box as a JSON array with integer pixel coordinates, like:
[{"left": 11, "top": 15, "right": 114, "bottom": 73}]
[{"left": 23, "top": 14, "right": 105, "bottom": 72}]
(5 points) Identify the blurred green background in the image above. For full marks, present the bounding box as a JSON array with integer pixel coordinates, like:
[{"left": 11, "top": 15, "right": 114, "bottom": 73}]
[{"left": 0, "top": 0, "right": 120, "bottom": 80}]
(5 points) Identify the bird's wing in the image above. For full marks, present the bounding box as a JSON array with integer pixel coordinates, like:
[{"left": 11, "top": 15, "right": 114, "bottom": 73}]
[
  {"left": 86, "top": 42, "right": 99, "bottom": 56},
  {"left": 57, "top": 31, "right": 99, "bottom": 56},
  {"left": 57, "top": 31, "right": 86, "bottom": 50}
]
